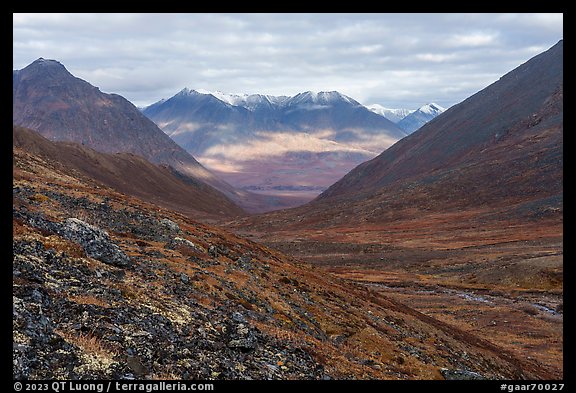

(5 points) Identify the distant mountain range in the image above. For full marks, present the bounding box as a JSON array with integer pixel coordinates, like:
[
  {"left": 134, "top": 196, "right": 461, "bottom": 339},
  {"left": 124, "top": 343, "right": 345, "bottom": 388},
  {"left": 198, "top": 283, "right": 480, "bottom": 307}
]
[
  {"left": 397, "top": 103, "right": 446, "bottom": 133},
  {"left": 367, "top": 103, "right": 446, "bottom": 133},
  {"left": 366, "top": 104, "right": 414, "bottom": 123},
  {"left": 142, "top": 89, "right": 406, "bottom": 201},
  {"left": 143, "top": 89, "right": 406, "bottom": 155}
]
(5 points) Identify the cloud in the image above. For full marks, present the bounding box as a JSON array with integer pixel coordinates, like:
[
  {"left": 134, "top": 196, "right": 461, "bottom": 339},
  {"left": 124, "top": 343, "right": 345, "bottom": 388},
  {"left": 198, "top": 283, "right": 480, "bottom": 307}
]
[
  {"left": 13, "top": 13, "right": 563, "bottom": 109},
  {"left": 449, "top": 32, "right": 499, "bottom": 47},
  {"left": 415, "top": 53, "right": 458, "bottom": 62}
]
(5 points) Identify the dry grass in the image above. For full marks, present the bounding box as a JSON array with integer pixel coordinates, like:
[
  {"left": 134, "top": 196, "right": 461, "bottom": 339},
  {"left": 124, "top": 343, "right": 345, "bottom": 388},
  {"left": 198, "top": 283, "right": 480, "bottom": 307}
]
[
  {"left": 68, "top": 294, "right": 110, "bottom": 308},
  {"left": 13, "top": 219, "right": 30, "bottom": 237},
  {"left": 56, "top": 329, "right": 114, "bottom": 359},
  {"left": 115, "top": 281, "right": 144, "bottom": 301},
  {"left": 252, "top": 320, "right": 308, "bottom": 347},
  {"left": 42, "top": 236, "right": 85, "bottom": 258},
  {"left": 30, "top": 193, "right": 50, "bottom": 203}
]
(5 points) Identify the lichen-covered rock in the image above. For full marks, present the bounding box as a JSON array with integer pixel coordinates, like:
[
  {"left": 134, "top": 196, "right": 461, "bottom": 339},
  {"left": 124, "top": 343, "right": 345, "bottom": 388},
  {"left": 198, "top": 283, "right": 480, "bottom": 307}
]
[
  {"left": 165, "top": 237, "right": 199, "bottom": 252},
  {"left": 58, "top": 218, "right": 131, "bottom": 267},
  {"left": 160, "top": 218, "right": 180, "bottom": 233},
  {"left": 440, "top": 368, "right": 486, "bottom": 380}
]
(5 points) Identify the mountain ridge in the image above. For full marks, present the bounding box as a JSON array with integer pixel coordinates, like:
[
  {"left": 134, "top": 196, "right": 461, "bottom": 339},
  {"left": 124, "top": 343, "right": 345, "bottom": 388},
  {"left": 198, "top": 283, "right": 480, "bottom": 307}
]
[
  {"left": 366, "top": 104, "right": 415, "bottom": 123},
  {"left": 317, "top": 40, "right": 562, "bottom": 205},
  {"left": 231, "top": 40, "right": 563, "bottom": 245}
]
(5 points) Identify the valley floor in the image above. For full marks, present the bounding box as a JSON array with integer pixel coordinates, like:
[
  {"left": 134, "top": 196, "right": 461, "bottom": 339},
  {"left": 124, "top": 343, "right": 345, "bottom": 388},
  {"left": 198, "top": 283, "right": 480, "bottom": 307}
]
[{"left": 232, "top": 219, "right": 563, "bottom": 379}]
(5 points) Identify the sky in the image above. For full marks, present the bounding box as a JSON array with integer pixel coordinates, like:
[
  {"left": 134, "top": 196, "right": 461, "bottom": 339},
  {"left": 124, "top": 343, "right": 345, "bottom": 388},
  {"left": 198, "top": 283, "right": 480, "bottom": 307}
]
[{"left": 13, "top": 13, "right": 563, "bottom": 109}]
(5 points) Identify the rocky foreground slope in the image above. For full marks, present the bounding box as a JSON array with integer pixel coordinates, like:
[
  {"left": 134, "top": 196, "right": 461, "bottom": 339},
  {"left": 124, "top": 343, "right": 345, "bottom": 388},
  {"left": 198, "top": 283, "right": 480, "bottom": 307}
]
[{"left": 13, "top": 137, "right": 555, "bottom": 380}]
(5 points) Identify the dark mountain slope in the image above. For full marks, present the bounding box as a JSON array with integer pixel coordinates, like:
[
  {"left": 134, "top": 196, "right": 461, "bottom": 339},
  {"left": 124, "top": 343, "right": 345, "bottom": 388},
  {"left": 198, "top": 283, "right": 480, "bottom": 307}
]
[
  {"left": 318, "top": 40, "right": 563, "bottom": 205},
  {"left": 13, "top": 58, "right": 201, "bottom": 166},
  {"left": 13, "top": 126, "right": 245, "bottom": 219},
  {"left": 231, "top": 40, "right": 562, "bottom": 239}
]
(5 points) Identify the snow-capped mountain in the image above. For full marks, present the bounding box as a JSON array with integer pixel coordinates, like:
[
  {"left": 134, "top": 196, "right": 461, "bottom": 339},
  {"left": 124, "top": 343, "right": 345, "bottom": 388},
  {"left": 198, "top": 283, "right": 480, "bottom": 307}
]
[
  {"left": 366, "top": 104, "right": 414, "bottom": 123},
  {"left": 397, "top": 103, "right": 445, "bottom": 134},
  {"left": 282, "top": 91, "right": 361, "bottom": 109},
  {"left": 142, "top": 89, "right": 406, "bottom": 153},
  {"left": 196, "top": 89, "right": 289, "bottom": 112},
  {"left": 142, "top": 89, "right": 405, "bottom": 204}
]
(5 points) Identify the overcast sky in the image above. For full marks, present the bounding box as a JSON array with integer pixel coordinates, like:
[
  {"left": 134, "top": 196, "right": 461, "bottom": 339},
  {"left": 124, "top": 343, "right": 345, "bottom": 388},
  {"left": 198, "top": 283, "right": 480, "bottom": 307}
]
[{"left": 13, "top": 13, "right": 563, "bottom": 109}]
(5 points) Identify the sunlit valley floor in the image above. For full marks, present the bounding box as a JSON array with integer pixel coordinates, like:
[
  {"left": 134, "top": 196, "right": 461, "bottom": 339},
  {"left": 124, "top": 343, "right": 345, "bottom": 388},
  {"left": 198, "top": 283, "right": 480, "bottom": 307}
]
[{"left": 227, "top": 213, "right": 563, "bottom": 378}]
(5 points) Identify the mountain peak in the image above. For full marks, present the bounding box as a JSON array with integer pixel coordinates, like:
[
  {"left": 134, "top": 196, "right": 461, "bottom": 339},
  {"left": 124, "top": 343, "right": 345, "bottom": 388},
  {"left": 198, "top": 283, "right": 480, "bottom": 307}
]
[
  {"left": 18, "top": 57, "right": 73, "bottom": 80},
  {"left": 418, "top": 103, "right": 445, "bottom": 115},
  {"left": 285, "top": 91, "right": 360, "bottom": 107},
  {"left": 177, "top": 87, "right": 197, "bottom": 96},
  {"left": 28, "top": 57, "right": 68, "bottom": 71},
  {"left": 33, "top": 57, "right": 63, "bottom": 66},
  {"left": 396, "top": 102, "right": 446, "bottom": 133},
  {"left": 13, "top": 58, "right": 247, "bottom": 216}
]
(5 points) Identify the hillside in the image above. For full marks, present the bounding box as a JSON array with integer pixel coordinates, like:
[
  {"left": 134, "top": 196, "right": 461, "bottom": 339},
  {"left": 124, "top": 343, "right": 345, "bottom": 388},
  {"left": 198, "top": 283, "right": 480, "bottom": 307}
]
[
  {"left": 12, "top": 127, "right": 556, "bottom": 380},
  {"left": 13, "top": 126, "right": 245, "bottom": 220},
  {"left": 239, "top": 40, "right": 562, "bottom": 230}
]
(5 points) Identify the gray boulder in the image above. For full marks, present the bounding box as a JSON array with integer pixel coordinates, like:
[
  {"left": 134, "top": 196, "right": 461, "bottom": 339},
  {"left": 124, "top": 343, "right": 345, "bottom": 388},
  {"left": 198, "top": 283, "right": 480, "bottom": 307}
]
[
  {"left": 160, "top": 218, "right": 180, "bottom": 232},
  {"left": 440, "top": 368, "right": 486, "bottom": 380},
  {"left": 59, "top": 218, "right": 131, "bottom": 267}
]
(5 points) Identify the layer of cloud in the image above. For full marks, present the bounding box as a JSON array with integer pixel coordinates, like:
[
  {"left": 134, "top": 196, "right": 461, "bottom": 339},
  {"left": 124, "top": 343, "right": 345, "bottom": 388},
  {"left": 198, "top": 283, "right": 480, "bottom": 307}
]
[{"left": 13, "top": 13, "right": 563, "bottom": 109}]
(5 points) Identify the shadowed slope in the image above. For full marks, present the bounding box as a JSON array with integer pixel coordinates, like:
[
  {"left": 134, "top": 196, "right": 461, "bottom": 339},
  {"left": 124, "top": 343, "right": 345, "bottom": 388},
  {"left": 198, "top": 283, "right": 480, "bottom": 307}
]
[
  {"left": 319, "top": 41, "right": 563, "bottom": 206},
  {"left": 13, "top": 126, "right": 245, "bottom": 220}
]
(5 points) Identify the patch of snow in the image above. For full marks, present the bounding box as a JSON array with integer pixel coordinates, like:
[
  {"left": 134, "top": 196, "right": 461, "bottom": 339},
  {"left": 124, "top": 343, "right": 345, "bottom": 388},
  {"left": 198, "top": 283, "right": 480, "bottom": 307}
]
[
  {"left": 282, "top": 91, "right": 360, "bottom": 108},
  {"left": 193, "top": 89, "right": 289, "bottom": 111},
  {"left": 366, "top": 104, "right": 415, "bottom": 123},
  {"left": 418, "top": 103, "right": 446, "bottom": 115},
  {"left": 198, "top": 90, "right": 249, "bottom": 106},
  {"left": 397, "top": 102, "right": 446, "bottom": 133}
]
